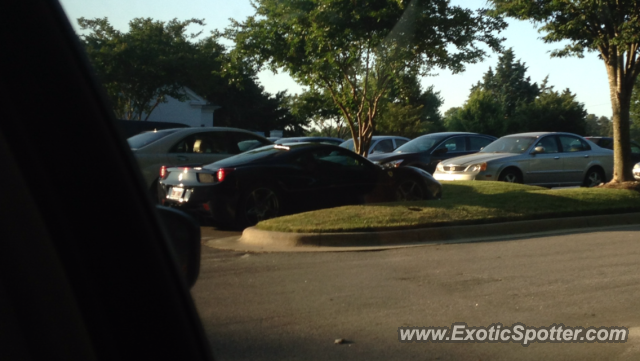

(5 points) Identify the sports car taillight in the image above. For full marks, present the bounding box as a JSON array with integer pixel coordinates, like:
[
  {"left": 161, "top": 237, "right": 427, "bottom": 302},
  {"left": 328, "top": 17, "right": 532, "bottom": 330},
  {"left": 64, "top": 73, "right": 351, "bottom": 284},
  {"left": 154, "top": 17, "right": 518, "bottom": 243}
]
[
  {"left": 159, "top": 165, "right": 168, "bottom": 180},
  {"left": 216, "top": 168, "right": 235, "bottom": 182}
]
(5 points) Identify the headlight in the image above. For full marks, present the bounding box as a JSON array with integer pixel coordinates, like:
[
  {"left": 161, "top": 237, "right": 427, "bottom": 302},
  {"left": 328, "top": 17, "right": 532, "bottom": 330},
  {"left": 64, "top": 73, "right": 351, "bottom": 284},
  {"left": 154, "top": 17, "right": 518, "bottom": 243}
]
[
  {"left": 382, "top": 159, "right": 404, "bottom": 169},
  {"left": 197, "top": 173, "right": 215, "bottom": 183},
  {"left": 634, "top": 163, "right": 640, "bottom": 170},
  {"left": 436, "top": 162, "right": 444, "bottom": 172},
  {"left": 465, "top": 162, "right": 487, "bottom": 172}
]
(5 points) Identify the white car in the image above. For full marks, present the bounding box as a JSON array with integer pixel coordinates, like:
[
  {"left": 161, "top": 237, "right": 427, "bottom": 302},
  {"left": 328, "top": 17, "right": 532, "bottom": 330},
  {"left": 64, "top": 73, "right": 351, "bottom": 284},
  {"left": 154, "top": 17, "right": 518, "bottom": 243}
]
[
  {"left": 634, "top": 162, "right": 640, "bottom": 180},
  {"left": 128, "top": 127, "right": 272, "bottom": 194}
]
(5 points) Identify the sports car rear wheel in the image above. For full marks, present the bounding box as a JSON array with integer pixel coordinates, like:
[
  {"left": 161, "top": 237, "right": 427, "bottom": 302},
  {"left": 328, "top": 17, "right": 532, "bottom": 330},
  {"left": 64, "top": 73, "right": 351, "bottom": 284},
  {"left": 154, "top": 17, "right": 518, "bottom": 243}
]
[
  {"left": 395, "top": 178, "right": 426, "bottom": 201},
  {"left": 237, "top": 185, "right": 281, "bottom": 228}
]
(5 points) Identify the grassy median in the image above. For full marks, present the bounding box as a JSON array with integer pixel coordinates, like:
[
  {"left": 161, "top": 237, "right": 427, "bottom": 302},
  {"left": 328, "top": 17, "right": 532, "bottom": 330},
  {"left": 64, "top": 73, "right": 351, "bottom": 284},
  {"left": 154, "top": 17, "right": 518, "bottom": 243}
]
[{"left": 255, "top": 181, "right": 640, "bottom": 233}]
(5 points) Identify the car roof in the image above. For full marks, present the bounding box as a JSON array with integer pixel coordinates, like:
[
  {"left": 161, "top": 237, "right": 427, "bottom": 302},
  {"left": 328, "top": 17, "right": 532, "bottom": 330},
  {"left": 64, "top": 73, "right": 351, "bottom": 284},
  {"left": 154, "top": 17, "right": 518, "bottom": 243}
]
[{"left": 504, "top": 132, "right": 585, "bottom": 138}]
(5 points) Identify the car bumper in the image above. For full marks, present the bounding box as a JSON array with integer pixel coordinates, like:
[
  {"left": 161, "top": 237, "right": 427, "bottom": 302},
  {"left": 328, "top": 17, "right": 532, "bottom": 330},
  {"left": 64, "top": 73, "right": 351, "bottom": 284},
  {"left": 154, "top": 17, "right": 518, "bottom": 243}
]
[
  {"left": 434, "top": 171, "right": 498, "bottom": 181},
  {"left": 158, "top": 182, "right": 240, "bottom": 224}
]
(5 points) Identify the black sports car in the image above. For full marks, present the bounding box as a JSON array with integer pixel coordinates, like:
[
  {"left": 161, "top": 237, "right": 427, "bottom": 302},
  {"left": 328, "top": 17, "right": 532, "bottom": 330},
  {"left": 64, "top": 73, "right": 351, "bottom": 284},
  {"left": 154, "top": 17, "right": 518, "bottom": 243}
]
[{"left": 158, "top": 143, "right": 442, "bottom": 228}]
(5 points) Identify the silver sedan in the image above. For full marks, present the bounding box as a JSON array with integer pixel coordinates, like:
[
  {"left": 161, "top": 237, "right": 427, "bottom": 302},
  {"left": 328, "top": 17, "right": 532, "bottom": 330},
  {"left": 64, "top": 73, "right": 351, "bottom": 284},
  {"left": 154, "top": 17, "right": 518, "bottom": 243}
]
[{"left": 433, "top": 132, "right": 613, "bottom": 187}]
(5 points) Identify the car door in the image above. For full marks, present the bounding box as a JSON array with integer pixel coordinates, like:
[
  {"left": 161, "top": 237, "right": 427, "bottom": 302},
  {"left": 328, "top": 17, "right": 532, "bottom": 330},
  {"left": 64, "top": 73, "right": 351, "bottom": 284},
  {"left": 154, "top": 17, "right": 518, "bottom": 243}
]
[
  {"left": 527, "top": 135, "right": 564, "bottom": 184},
  {"left": 314, "top": 148, "right": 379, "bottom": 205},
  {"left": 558, "top": 135, "right": 593, "bottom": 184}
]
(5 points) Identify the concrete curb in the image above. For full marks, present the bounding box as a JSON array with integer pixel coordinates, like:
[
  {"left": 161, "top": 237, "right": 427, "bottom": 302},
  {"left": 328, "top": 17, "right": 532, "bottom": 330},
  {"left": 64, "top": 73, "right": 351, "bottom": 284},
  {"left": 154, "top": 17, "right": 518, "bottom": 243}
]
[{"left": 239, "top": 213, "right": 640, "bottom": 248}]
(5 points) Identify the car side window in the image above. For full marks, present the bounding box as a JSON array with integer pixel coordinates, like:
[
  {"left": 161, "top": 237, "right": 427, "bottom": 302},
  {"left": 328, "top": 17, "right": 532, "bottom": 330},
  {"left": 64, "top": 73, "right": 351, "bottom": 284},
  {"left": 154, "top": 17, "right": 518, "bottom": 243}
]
[
  {"left": 372, "top": 139, "right": 394, "bottom": 153},
  {"left": 232, "top": 132, "right": 271, "bottom": 153},
  {"left": 438, "top": 137, "right": 466, "bottom": 152},
  {"left": 170, "top": 135, "right": 195, "bottom": 153},
  {"left": 558, "top": 135, "right": 590, "bottom": 152},
  {"left": 292, "top": 148, "right": 368, "bottom": 172},
  {"left": 535, "top": 136, "right": 559, "bottom": 153},
  {"left": 394, "top": 138, "right": 408, "bottom": 148},
  {"left": 468, "top": 136, "right": 494, "bottom": 151}
]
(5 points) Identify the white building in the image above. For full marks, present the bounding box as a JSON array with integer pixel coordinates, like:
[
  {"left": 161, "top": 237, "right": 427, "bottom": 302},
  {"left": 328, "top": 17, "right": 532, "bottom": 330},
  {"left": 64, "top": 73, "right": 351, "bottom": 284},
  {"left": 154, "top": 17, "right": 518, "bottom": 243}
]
[{"left": 145, "top": 87, "right": 220, "bottom": 127}]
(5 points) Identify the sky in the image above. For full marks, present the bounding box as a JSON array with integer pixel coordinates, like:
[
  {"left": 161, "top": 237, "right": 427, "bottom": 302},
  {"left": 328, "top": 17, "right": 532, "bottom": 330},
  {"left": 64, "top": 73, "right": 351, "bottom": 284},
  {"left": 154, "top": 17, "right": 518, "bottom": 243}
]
[{"left": 59, "top": 0, "right": 612, "bottom": 117}]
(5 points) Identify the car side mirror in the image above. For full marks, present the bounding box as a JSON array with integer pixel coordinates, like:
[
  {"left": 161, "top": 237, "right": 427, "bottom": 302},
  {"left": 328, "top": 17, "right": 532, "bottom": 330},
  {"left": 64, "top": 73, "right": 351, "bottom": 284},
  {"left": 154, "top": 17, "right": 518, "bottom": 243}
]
[
  {"left": 531, "top": 146, "right": 545, "bottom": 154},
  {"left": 156, "top": 205, "right": 201, "bottom": 288},
  {"left": 434, "top": 147, "right": 448, "bottom": 155}
]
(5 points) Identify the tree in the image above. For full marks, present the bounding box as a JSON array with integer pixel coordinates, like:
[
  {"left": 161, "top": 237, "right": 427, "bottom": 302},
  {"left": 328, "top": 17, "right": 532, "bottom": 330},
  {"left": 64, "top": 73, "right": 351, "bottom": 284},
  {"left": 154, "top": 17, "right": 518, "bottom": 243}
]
[
  {"left": 490, "top": 0, "right": 639, "bottom": 182},
  {"left": 289, "top": 89, "right": 350, "bottom": 139},
  {"left": 230, "top": 0, "right": 506, "bottom": 156},
  {"left": 585, "top": 114, "right": 613, "bottom": 137},
  {"left": 375, "top": 74, "right": 445, "bottom": 138},
  {"left": 79, "top": 17, "right": 205, "bottom": 120}
]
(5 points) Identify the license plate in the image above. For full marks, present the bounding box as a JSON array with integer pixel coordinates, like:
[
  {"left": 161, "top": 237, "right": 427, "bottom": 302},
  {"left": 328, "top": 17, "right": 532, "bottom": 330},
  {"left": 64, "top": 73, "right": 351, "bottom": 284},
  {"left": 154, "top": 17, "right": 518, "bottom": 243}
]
[
  {"left": 169, "top": 187, "right": 184, "bottom": 200},
  {"left": 437, "top": 173, "right": 455, "bottom": 181}
]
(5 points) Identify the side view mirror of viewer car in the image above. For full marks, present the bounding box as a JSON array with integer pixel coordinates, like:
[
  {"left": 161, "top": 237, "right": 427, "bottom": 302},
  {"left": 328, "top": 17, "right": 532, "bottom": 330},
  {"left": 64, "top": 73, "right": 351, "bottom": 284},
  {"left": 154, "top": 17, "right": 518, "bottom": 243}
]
[
  {"left": 155, "top": 205, "right": 201, "bottom": 288},
  {"left": 531, "top": 146, "right": 545, "bottom": 154}
]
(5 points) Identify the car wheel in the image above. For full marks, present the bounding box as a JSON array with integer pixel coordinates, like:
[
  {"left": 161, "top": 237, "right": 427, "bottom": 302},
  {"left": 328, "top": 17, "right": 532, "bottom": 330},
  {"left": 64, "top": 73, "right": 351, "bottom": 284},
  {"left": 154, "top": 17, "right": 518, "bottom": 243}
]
[
  {"left": 395, "top": 178, "right": 426, "bottom": 201},
  {"left": 583, "top": 168, "right": 604, "bottom": 187},
  {"left": 237, "top": 185, "right": 281, "bottom": 228},
  {"left": 498, "top": 169, "right": 522, "bottom": 184}
]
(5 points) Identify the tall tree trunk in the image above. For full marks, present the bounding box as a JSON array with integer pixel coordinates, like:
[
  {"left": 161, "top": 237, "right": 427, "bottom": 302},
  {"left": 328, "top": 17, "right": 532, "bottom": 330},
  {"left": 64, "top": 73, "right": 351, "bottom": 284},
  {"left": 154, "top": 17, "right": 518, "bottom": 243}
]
[{"left": 606, "top": 63, "right": 635, "bottom": 182}]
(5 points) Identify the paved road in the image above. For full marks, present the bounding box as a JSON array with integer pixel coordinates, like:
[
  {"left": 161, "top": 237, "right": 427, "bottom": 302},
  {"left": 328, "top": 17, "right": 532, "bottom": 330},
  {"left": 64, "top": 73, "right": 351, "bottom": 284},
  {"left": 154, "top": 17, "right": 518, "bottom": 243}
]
[{"left": 192, "top": 224, "right": 640, "bottom": 361}]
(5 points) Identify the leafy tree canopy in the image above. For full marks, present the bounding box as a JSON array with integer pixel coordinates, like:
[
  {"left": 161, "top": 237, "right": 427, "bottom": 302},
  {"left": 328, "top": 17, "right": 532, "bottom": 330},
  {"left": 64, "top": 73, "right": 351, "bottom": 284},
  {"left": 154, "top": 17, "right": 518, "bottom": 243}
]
[
  {"left": 230, "top": 0, "right": 506, "bottom": 155},
  {"left": 490, "top": 0, "right": 640, "bottom": 181},
  {"left": 444, "top": 50, "right": 587, "bottom": 136}
]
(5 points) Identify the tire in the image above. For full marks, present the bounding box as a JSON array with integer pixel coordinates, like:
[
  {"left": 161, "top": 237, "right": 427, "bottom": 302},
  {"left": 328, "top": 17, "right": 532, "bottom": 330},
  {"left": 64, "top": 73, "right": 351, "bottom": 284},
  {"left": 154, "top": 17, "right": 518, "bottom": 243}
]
[
  {"left": 236, "top": 184, "right": 282, "bottom": 228},
  {"left": 498, "top": 169, "right": 522, "bottom": 184},
  {"left": 395, "top": 178, "right": 426, "bottom": 202},
  {"left": 583, "top": 168, "right": 604, "bottom": 187}
]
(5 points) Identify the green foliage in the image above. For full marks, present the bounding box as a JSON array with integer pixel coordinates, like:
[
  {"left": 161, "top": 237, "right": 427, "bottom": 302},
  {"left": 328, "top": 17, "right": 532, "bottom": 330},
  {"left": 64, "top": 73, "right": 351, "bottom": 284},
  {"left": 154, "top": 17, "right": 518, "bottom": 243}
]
[
  {"left": 230, "top": 0, "right": 506, "bottom": 155},
  {"left": 289, "top": 89, "right": 350, "bottom": 138},
  {"left": 79, "top": 17, "right": 304, "bottom": 134},
  {"left": 79, "top": 17, "right": 206, "bottom": 120},
  {"left": 375, "top": 74, "right": 445, "bottom": 138},
  {"left": 444, "top": 50, "right": 587, "bottom": 136},
  {"left": 490, "top": 0, "right": 640, "bottom": 181},
  {"left": 585, "top": 114, "right": 613, "bottom": 137}
]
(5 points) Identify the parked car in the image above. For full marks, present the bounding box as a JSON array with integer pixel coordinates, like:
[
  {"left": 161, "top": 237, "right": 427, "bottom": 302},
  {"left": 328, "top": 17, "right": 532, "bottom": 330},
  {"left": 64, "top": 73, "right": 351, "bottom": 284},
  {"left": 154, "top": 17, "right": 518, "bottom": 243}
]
[
  {"left": 128, "top": 127, "right": 272, "bottom": 193},
  {"left": 339, "top": 135, "right": 410, "bottom": 156},
  {"left": 158, "top": 143, "right": 442, "bottom": 227},
  {"left": 634, "top": 162, "right": 640, "bottom": 180},
  {"left": 433, "top": 132, "right": 613, "bottom": 187},
  {"left": 584, "top": 136, "right": 640, "bottom": 165},
  {"left": 275, "top": 136, "right": 345, "bottom": 146},
  {"left": 368, "top": 132, "right": 497, "bottom": 174}
]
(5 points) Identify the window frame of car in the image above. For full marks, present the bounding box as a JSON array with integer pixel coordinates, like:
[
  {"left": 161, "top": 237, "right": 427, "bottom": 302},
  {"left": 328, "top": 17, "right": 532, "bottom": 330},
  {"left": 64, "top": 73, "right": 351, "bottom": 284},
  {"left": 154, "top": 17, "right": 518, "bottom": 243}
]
[
  {"left": 169, "top": 130, "right": 270, "bottom": 155},
  {"left": 557, "top": 134, "right": 591, "bottom": 153},
  {"left": 431, "top": 135, "right": 469, "bottom": 155},
  {"left": 534, "top": 135, "right": 561, "bottom": 154},
  {"left": 393, "top": 137, "right": 408, "bottom": 149},
  {"left": 468, "top": 135, "right": 496, "bottom": 152}
]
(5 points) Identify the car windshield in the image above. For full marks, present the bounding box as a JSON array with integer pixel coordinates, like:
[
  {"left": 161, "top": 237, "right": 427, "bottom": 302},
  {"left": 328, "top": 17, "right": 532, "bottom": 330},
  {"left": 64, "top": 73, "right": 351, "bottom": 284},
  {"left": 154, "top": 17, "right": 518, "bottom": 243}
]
[
  {"left": 340, "top": 139, "right": 355, "bottom": 150},
  {"left": 127, "top": 129, "right": 180, "bottom": 150},
  {"left": 394, "top": 135, "right": 444, "bottom": 153},
  {"left": 480, "top": 136, "right": 536, "bottom": 154}
]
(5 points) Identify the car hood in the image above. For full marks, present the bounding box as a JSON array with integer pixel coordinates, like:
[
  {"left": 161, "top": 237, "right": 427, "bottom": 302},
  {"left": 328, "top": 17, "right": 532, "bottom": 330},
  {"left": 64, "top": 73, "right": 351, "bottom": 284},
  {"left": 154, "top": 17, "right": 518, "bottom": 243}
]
[{"left": 440, "top": 152, "right": 519, "bottom": 166}]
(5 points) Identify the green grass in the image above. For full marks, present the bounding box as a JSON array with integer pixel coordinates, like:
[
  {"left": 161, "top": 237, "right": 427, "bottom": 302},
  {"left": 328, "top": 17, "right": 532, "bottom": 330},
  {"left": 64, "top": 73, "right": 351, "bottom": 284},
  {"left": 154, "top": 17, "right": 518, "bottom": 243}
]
[{"left": 255, "top": 181, "right": 640, "bottom": 233}]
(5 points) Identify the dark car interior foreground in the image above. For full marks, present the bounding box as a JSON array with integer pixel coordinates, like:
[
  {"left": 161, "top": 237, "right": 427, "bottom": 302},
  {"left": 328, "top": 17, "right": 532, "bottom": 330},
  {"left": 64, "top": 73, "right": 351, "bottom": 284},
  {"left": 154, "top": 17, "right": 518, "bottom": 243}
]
[{"left": 0, "top": 1, "right": 213, "bottom": 360}]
